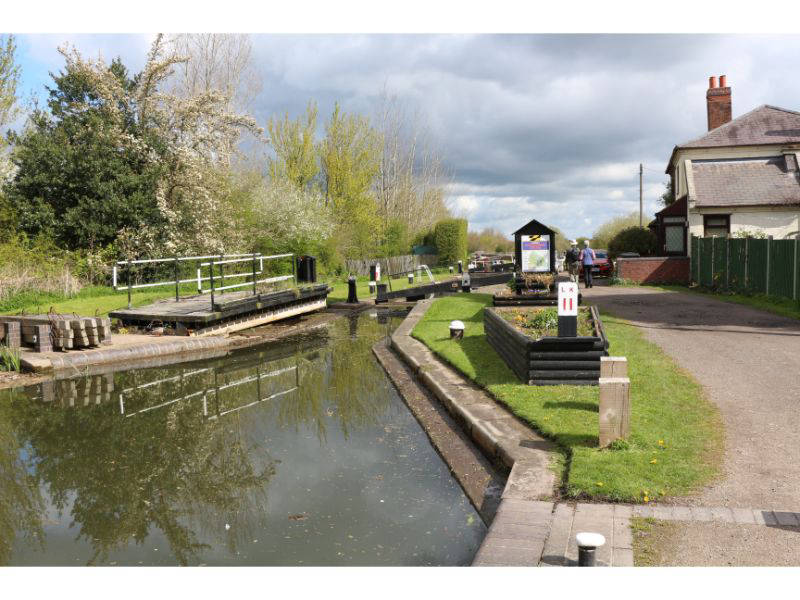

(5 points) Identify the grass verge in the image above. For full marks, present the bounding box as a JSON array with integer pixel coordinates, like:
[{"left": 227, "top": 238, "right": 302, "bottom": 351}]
[
  {"left": 411, "top": 293, "right": 722, "bottom": 502},
  {"left": 631, "top": 517, "right": 678, "bottom": 566},
  {"left": 0, "top": 285, "right": 200, "bottom": 317}
]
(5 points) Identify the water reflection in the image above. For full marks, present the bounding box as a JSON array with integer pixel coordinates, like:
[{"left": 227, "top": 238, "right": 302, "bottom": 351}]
[{"left": 0, "top": 314, "right": 485, "bottom": 566}]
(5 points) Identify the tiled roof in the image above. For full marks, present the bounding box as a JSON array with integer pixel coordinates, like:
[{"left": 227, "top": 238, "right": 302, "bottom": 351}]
[
  {"left": 690, "top": 156, "right": 800, "bottom": 207},
  {"left": 679, "top": 105, "right": 800, "bottom": 149}
]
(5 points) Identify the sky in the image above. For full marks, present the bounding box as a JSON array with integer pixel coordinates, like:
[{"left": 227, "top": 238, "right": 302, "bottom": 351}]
[{"left": 10, "top": 32, "right": 800, "bottom": 241}]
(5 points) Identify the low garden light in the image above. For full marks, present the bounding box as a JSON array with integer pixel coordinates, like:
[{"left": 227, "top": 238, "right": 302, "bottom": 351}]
[
  {"left": 576, "top": 532, "right": 605, "bottom": 566},
  {"left": 408, "top": 273, "right": 414, "bottom": 284},
  {"left": 449, "top": 320, "right": 465, "bottom": 339},
  {"left": 368, "top": 281, "right": 376, "bottom": 294}
]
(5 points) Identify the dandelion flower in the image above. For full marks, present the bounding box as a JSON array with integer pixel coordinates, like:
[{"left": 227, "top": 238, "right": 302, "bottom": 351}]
[
  {"left": 643, "top": 495, "right": 649, "bottom": 503},
  {"left": 596, "top": 482, "right": 604, "bottom": 487},
  {"left": 658, "top": 439, "right": 665, "bottom": 446},
  {"left": 650, "top": 458, "right": 658, "bottom": 464}
]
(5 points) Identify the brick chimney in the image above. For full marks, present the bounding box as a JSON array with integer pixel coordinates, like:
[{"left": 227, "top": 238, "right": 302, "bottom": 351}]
[{"left": 706, "top": 74, "right": 732, "bottom": 131}]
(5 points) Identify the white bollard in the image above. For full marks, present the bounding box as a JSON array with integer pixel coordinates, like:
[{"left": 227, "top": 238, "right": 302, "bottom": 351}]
[{"left": 449, "top": 320, "right": 465, "bottom": 339}]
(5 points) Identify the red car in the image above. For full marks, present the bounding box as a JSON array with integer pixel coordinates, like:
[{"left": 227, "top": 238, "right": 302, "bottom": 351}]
[{"left": 579, "top": 249, "right": 613, "bottom": 278}]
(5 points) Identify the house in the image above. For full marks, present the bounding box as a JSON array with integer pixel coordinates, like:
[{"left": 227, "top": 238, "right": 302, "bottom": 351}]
[{"left": 665, "top": 75, "right": 800, "bottom": 252}]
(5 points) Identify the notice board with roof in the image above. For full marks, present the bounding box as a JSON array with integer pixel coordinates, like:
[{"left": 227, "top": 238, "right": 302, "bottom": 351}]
[{"left": 513, "top": 219, "right": 556, "bottom": 273}]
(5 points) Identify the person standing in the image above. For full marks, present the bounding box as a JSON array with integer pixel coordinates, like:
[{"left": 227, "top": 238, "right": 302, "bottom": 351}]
[
  {"left": 566, "top": 240, "right": 580, "bottom": 283},
  {"left": 579, "top": 240, "right": 596, "bottom": 288}
]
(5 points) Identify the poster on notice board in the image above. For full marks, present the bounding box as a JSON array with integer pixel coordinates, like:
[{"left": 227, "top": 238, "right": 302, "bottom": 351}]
[{"left": 520, "top": 234, "right": 550, "bottom": 272}]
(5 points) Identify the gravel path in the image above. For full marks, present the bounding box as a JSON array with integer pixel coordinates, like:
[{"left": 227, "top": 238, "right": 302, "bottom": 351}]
[{"left": 583, "top": 282, "right": 800, "bottom": 565}]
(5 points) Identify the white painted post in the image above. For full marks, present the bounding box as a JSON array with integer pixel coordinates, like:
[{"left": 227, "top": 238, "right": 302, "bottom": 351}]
[{"left": 766, "top": 235, "right": 773, "bottom": 297}]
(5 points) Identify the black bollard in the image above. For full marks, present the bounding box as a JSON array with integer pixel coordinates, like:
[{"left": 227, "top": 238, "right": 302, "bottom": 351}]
[
  {"left": 576, "top": 532, "right": 605, "bottom": 566},
  {"left": 347, "top": 276, "right": 358, "bottom": 303}
]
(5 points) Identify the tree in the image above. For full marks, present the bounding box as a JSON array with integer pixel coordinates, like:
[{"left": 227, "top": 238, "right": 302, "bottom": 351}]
[
  {"left": 591, "top": 212, "right": 641, "bottom": 250},
  {"left": 434, "top": 218, "right": 468, "bottom": 265},
  {"left": 6, "top": 56, "right": 164, "bottom": 250},
  {"left": 0, "top": 34, "right": 22, "bottom": 235},
  {"left": 5, "top": 36, "right": 261, "bottom": 256},
  {"left": 467, "top": 228, "right": 513, "bottom": 253},
  {"left": 266, "top": 101, "right": 319, "bottom": 190},
  {"left": 318, "top": 103, "right": 381, "bottom": 259},
  {"left": 660, "top": 178, "right": 675, "bottom": 206},
  {"left": 168, "top": 34, "right": 261, "bottom": 113},
  {"left": 374, "top": 91, "right": 450, "bottom": 239},
  {"left": 608, "top": 226, "right": 657, "bottom": 258}
]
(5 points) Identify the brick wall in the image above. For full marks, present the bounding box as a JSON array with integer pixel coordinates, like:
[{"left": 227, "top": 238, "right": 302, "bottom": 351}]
[{"left": 617, "top": 257, "right": 690, "bottom": 285}]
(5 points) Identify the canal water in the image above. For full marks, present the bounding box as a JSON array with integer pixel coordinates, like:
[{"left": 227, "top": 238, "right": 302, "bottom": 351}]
[{"left": 0, "top": 313, "right": 486, "bottom": 566}]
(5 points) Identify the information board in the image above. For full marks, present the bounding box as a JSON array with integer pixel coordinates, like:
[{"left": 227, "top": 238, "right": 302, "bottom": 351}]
[{"left": 520, "top": 234, "right": 551, "bottom": 272}]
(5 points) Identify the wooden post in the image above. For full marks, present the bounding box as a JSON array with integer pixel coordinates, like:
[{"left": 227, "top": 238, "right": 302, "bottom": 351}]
[
  {"left": 794, "top": 236, "right": 799, "bottom": 301},
  {"left": 766, "top": 235, "right": 773, "bottom": 296},
  {"left": 599, "top": 357, "right": 630, "bottom": 447},
  {"left": 744, "top": 237, "right": 749, "bottom": 290},
  {"left": 696, "top": 237, "right": 702, "bottom": 286},
  {"left": 710, "top": 235, "right": 715, "bottom": 287},
  {"left": 725, "top": 235, "right": 730, "bottom": 290}
]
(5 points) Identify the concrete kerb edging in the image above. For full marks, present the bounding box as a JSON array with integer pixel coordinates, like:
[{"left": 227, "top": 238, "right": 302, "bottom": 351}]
[{"left": 389, "top": 298, "right": 557, "bottom": 501}]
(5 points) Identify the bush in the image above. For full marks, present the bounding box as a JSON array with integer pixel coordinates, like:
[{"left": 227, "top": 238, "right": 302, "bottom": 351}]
[
  {"left": 608, "top": 227, "right": 657, "bottom": 258},
  {"left": 434, "top": 218, "right": 468, "bottom": 265}
]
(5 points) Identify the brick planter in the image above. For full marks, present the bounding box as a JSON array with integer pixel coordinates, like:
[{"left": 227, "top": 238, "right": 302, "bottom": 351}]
[
  {"left": 616, "top": 256, "right": 689, "bottom": 285},
  {"left": 484, "top": 306, "right": 609, "bottom": 385}
]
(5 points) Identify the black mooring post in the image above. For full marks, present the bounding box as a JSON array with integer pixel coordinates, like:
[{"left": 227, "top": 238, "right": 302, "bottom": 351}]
[
  {"left": 347, "top": 276, "right": 358, "bottom": 303},
  {"left": 252, "top": 253, "right": 258, "bottom": 295},
  {"left": 174, "top": 256, "right": 180, "bottom": 302},
  {"left": 209, "top": 257, "right": 215, "bottom": 309},
  {"left": 127, "top": 259, "right": 132, "bottom": 309},
  {"left": 218, "top": 254, "right": 225, "bottom": 290}
]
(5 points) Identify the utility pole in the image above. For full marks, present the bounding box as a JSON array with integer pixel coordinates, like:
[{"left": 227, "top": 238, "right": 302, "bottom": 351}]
[{"left": 639, "top": 163, "right": 643, "bottom": 227}]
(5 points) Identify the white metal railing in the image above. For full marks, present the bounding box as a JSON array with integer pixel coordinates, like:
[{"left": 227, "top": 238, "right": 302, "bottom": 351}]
[{"left": 112, "top": 252, "right": 296, "bottom": 309}]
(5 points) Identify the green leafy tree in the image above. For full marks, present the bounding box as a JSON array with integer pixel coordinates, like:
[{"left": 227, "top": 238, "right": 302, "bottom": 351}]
[
  {"left": 266, "top": 101, "right": 319, "bottom": 190},
  {"left": 434, "top": 218, "right": 468, "bottom": 265},
  {"left": 318, "top": 103, "right": 381, "bottom": 259},
  {"left": 608, "top": 226, "right": 658, "bottom": 258},
  {"left": 591, "top": 212, "right": 642, "bottom": 250},
  {"left": 661, "top": 178, "right": 675, "bottom": 206},
  {"left": 5, "top": 58, "right": 164, "bottom": 250}
]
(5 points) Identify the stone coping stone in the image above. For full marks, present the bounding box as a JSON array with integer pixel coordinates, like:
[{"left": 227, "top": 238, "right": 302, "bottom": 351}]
[{"left": 389, "top": 298, "right": 557, "bottom": 499}]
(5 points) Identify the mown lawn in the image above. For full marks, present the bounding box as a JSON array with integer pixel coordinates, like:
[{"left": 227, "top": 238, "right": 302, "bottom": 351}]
[
  {"left": 0, "top": 285, "right": 190, "bottom": 317},
  {"left": 411, "top": 293, "right": 722, "bottom": 502}
]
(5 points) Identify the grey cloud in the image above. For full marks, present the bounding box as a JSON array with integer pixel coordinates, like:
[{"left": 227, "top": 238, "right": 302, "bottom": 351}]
[{"left": 18, "top": 33, "right": 800, "bottom": 240}]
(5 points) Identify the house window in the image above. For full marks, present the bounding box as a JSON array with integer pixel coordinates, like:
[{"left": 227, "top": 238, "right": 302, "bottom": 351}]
[{"left": 703, "top": 215, "right": 730, "bottom": 237}]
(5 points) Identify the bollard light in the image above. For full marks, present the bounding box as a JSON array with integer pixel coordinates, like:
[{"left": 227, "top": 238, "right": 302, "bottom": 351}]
[
  {"left": 576, "top": 532, "right": 605, "bottom": 566},
  {"left": 368, "top": 281, "right": 376, "bottom": 294},
  {"left": 449, "top": 320, "right": 465, "bottom": 339},
  {"left": 408, "top": 273, "right": 414, "bottom": 284},
  {"left": 449, "top": 266, "right": 454, "bottom": 274}
]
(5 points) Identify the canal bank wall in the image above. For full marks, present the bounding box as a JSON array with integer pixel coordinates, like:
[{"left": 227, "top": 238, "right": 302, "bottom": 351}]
[{"left": 383, "top": 298, "right": 636, "bottom": 567}]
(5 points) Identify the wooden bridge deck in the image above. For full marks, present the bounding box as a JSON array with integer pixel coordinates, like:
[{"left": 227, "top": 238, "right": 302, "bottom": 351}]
[{"left": 109, "top": 284, "right": 331, "bottom": 333}]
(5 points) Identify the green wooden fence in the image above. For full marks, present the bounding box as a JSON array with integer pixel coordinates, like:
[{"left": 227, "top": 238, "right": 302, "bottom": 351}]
[{"left": 690, "top": 235, "right": 800, "bottom": 301}]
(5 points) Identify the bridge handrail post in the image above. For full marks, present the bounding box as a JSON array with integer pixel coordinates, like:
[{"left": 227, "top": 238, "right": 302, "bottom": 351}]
[
  {"left": 174, "top": 256, "right": 180, "bottom": 302},
  {"left": 252, "top": 253, "right": 258, "bottom": 295},
  {"left": 209, "top": 257, "right": 215, "bottom": 310},
  {"left": 127, "top": 260, "right": 132, "bottom": 309}
]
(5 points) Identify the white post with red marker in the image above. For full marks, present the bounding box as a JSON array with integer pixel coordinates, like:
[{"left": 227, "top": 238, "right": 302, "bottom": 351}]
[{"left": 557, "top": 281, "right": 578, "bottom": 337}]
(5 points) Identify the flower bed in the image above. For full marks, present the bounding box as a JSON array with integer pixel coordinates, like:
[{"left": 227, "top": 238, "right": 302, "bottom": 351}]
[{"left": 484, "top": 305, "right": 609, "bottom": 385}]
